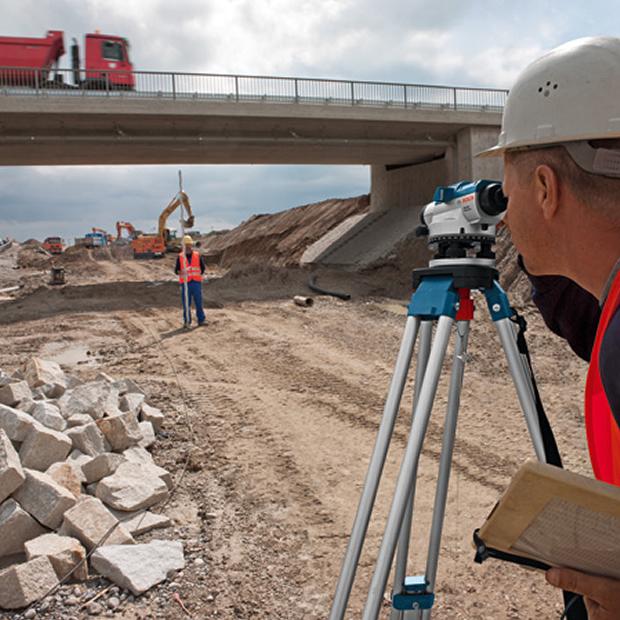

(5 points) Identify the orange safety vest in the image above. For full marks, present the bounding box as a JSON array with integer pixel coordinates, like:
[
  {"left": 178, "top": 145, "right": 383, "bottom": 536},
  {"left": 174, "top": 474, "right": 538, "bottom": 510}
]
[
  {"left": 178, "top": 251, "right": 202, "bottom": 284},
  {"left": 585, "top": 270, "right": 620, "bottom": 486}
]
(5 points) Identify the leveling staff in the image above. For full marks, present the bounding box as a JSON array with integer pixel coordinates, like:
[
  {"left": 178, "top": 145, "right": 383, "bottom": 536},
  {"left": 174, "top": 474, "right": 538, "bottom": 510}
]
[
  {"left": 175, "top": 235, "right": 207, "bottom": 327},
  {"left": 480, "top": 37, "right": 620, "bottom": 619}
]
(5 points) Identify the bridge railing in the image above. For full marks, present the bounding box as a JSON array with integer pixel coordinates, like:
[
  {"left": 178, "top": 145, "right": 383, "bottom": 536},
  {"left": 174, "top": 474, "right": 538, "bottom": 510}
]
[{"left": 0, "top": 67, "right": 507, "bottom": 112}]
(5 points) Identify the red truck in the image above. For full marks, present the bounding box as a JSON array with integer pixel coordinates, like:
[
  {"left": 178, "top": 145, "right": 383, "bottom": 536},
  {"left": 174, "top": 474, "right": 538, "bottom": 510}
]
[{"left": 0, "top": 30, "right": 134, "bottom": 90}]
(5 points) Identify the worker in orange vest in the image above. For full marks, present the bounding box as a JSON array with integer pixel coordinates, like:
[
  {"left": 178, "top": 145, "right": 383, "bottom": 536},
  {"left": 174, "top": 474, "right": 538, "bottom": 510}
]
[
  {"left": 174, "top": 235, "right": 206, "bottom": 327},
  {"left": 480, "top": 37, "right": 620, "bottom": 619}
]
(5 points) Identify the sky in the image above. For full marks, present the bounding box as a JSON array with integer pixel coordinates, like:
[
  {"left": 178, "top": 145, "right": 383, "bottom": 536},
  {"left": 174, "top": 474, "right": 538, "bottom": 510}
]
[{"left": 0, "top": 0, "right": 619, "bottom": 241}]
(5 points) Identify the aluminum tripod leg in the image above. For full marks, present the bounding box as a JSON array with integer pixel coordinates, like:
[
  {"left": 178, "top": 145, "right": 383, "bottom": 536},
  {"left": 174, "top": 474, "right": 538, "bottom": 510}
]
[
  {"left": 420, "top": 321, "right": 470, "bottom": 620},
  {"left": 362, "top": 316, "right": 454, "bottom": 620},
  {"left": 329, "top": 317, "right": 420, "bottom": 620},
  {"left": 390, "top": 321, "right": 433, "bottom": 620},
  {"left": 494, "top": 318, "right": 546, "bottom": 462}
]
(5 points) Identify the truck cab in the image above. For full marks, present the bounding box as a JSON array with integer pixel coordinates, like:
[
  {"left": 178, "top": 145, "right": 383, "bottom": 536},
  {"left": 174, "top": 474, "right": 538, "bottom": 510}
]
[{"left": 83, "top": 33, "right": 134, "bottom": 90}]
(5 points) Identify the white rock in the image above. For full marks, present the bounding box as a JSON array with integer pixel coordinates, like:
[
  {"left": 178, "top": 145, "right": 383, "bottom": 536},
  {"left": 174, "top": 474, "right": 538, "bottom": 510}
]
[
  {"left": 96, "top": 411, "right": 142, "bottom": 452},
  {"left": 23, "top": 358, "right": 66, "bottom": 389},
  {"left": 24, "top": 533, "right": 88, "bottom": 581},
  {"left": 112, "top": 378, "right": 145, "bottom": 397},
  {"left": 60, "top": 497, "right": 134, "bottom": 550},
  {"left": 13, "top": 468, "right": 77, "bottom": 529},
  {"left": 0, "top": 498, "right": 47, "bottom": 557},
  {"left": 0, "top": 404, "right": 37, "bottom": 442},
  {"left": 96, "top": 462, "right": 168, "bottom": 512},
  {"left": 81, "top": 453, "right": 125, "bottom": 484},
  {"left": 0, "top": 380, "right": 32, "bottom": 407},
  {"left": 19, "top": 425, "right": 72, "bottom": 471},
  {"left": 66, "top": 413, "right": 93, "bottom": 428},
  {"left": 58, "top": 381, "right": 119, "bottom": 420},
  {"left": 90, "top": 540, "right": 184, "bottom": 595},
  {"left": 41, "top": 382, "right": 66, "bottom": 399},
  {"left": 65, "top": 422, "right": 109, "bottom": 456},
  {"left": 122, "top": 447, "right": 173, "bottom": 489},
  {"left": 96, "top": 372, "right": 115, "bottom": 384},
  {"left": 138, "top": 421, "right": 156, "bottom": 449},
  {"left": 0, "top": 556, "right": 58, "bottom": 609},
  {"left": 119, "top": 393, "right": 145, "bottom": 415},
  {"left": 140, "top": 403, "right": 164, "bottom": 432},
  {"left": 0, "top": 428, "right": 25, "bottom": 503},
  {"left": 32, "top": 401, "right": 66, "bottom": 432},
  {"left": 46, "top": 462, "right": 82, "bottom": 498},
  {"left": 110, "top": 510, "right": 171, "bottom": 536}
]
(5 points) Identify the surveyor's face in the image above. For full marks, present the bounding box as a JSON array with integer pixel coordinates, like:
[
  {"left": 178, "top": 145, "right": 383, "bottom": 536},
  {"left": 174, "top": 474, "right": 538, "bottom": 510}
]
[
  {"left": 184, "top": 243, "right": 193, "bottom": 252},
  {"left": 502, "top": 158, "right": 549, "bottom": 275}
]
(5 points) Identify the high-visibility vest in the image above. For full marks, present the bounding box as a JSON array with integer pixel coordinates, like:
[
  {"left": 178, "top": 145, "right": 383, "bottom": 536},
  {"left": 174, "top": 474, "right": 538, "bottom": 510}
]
[
  {"left": 585, "top": 269, "right": 620, "bottom": 485},
  {"left": 178, "top": 251, "right": 202, "bottom": 283}
]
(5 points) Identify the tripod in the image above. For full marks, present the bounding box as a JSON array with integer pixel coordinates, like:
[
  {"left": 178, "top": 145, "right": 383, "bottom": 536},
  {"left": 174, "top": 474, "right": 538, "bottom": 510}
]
[{"left": 329, "top": 261, "right": 548, "bottom": 619}]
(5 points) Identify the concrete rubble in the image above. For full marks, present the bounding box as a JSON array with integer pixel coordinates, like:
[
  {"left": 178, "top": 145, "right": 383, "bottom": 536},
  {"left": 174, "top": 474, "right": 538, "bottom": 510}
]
[{"left": 0, "top": 358, "right": 179, "bottom": 611}]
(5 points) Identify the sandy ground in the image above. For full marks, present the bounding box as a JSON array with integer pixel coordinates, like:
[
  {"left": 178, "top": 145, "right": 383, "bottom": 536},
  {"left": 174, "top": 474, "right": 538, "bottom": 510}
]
[{"left": 0, "top": 249, "right": 591, "bottom": 620}]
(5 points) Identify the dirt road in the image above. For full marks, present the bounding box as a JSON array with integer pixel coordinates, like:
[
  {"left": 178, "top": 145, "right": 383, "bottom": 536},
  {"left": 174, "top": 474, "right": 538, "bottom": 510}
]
[{"left": 0, "top": 255, "right": 590, "bottom": 619}]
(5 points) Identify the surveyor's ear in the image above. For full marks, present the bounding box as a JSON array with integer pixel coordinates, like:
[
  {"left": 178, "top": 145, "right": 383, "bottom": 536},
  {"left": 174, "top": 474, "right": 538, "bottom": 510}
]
[{"left": 533, "top": 164, "right": 560, "bottom": 222}]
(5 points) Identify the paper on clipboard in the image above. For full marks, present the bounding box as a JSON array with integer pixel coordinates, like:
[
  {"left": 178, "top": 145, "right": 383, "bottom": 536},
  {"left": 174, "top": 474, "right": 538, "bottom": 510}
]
[{"left": 477, "top": 461, "right": 620, "bottom": 578}]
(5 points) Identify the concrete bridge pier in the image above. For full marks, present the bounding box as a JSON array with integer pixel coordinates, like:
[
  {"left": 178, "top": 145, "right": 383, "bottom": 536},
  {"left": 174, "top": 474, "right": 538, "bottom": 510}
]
[{"left": 301, "top": 127, "right": 502, "bottom": 268}]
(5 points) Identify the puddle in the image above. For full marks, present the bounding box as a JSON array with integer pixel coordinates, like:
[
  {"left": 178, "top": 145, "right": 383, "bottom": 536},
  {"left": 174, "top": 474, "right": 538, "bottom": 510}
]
[{"left": 40, "top": 342, "right": 99, "bottom": 367}]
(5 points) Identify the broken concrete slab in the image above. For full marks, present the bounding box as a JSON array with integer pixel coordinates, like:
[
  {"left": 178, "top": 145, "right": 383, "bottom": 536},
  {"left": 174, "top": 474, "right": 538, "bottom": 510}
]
[
  {"left": 0, "top": 428, "right": 25, "bottom": 503},
  {"left": 81, "top": 452, "right": 125, "bottom": 484},
  {"left": 0, "top": 381, "right": 32, "bottom": 407},
  {"left": 60, "top": 497, "right": 134, "bottom": 551},
  {"left": 13, "top": 469, "right": 77, "bottom": 529},
  {"left": 19, "top": 424, "right": 72, "bottom": 471},
  {"left": 58, "top": 381, "right": 120, "bottom": 420},
  {"left": 23, "top": 358, "right": 66, "bottom": 389},
  {"left": 90, "top": 540, "right": 184, "bottom": 595},
  {"left": 112, "top": 378, "right": 145, "bottom": 397},
  {"left": 0, "top": 404, "right": 37, "bottom": 442},
  {"left": 140, "top": 403, "right": 164, "bottom": 433},
  {"left": 0, "top": 555, "right": 58, "bottom": 609},
  {"left": 119, "top": 393, "right": 145, "bottom": 415},
  {"left": 31, "top": 401, "right": 66, "bottom": 432},
  {"left": 122, "top": 447, "right": 173, "bottom": 489},
  {"left": 46, "top": 462, "right": 82, "bottom": 498},
  {"left": 0, "top": 498, "right": 47, "bottom": 557},
  {"left": 110, "top": 510, "right": 171, "bottom": 536},
  {"left": 65, "top": 422, "right": 109, "bottom": 457},
  {"left": 96, "top": 462, "right": 168, "bottom": 512},
  {"left": 96, "top": 411, "right": 142, "bottom": 452},
  {"left": 24, "top": 533, "right": 88, "bottom": 581},
  {"left": 138, "top": 421, "right": 156, "bottom": 449}
]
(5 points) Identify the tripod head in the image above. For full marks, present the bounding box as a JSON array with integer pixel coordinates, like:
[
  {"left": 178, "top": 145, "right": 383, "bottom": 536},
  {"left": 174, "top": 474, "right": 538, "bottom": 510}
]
[{"left": 416, "top": 180, "right": 507, "bottom": 268}]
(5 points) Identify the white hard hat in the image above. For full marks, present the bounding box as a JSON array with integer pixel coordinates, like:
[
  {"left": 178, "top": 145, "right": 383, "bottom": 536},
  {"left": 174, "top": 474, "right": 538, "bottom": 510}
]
[
  {"left": 182, "top": 235, "right": 193, "bottom": 245},
  {"left": 479, "top": 36, "right": 620, "bottom": 174}
]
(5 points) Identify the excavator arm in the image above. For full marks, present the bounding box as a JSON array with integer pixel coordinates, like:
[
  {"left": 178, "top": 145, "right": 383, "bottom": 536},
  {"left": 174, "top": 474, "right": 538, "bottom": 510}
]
[{"left": 157, "top": 190, "right": 195, "bottom": 243}]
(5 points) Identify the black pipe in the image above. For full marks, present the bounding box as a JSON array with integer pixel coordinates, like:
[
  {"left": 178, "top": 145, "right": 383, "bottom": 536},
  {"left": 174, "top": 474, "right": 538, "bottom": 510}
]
[
  {"left": 307, "top": 274, "right": 351, "bottom": 301},
  {"left": 71, "top": 38, "right": 80, "bottom": 86}
]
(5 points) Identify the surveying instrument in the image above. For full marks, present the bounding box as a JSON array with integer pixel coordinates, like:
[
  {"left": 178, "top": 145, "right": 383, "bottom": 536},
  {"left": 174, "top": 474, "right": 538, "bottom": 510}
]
[{"left": 329, "top": 180, "right": 559, "bottom": 619}]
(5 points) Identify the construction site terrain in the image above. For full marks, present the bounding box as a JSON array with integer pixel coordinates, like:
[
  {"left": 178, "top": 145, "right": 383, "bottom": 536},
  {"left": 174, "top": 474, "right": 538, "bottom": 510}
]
[{"left": 0, "top": 196, "right": 590, "bottom": 619}]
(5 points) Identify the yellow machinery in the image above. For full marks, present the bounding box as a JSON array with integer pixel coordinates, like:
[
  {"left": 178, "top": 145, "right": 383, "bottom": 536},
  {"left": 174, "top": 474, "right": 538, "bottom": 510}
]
[{"left": 132, "top": 171, "right": 195, "bottom": 259}]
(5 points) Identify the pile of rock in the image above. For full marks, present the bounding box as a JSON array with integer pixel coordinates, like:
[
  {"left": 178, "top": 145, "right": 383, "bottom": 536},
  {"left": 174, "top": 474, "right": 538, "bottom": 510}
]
[{"left": 0, "top": 358, "right": 184, "bottom": 611}]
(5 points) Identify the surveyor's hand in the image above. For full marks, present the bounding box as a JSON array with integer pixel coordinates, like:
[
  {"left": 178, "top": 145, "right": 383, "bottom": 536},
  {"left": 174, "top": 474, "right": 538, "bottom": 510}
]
[{"left": 547, "top": 567, "right": 620, "bottom": 619}]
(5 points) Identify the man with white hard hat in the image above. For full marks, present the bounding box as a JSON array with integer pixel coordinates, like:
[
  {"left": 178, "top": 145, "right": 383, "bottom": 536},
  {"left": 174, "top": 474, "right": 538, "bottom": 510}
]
[
  {"left": 174, "top": 235, "right": 207, "bottom": 327},
  {"left": 480, "top": 37, "right": 620, "bottom": 619}
]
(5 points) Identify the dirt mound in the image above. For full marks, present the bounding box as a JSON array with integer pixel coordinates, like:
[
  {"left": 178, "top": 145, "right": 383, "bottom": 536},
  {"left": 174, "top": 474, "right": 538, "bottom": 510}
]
[
  {"left": 202, "top": 195, "right": 370, "bottom": 267},
  {"left": 17, "top": 246, "right": 51, "bottom": 269}
]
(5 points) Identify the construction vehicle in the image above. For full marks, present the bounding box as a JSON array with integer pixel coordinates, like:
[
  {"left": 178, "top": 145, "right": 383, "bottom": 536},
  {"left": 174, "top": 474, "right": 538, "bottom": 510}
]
[
  {"left": 82, "top": 231, "right": 108, "bottom": 248},
  {"left": 92, "top": 227, "right": 113, "bottom": 244},
  {"left": 41, "top": 236, "right": 64, "bottom": 254},
  {"left": 115, "top": 221, "right": 137, "bottom": 241},
  {"left": 0, "top": 30, "right": 134, "bottom": 90},
  {"left": 132, "top": 172, "right": 195, "bottom": 259}
]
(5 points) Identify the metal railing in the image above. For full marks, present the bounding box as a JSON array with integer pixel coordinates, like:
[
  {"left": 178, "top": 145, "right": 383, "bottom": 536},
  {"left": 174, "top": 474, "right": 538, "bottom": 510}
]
[{"left": 0, "top": 66, "right": 507, "bottom": 112}]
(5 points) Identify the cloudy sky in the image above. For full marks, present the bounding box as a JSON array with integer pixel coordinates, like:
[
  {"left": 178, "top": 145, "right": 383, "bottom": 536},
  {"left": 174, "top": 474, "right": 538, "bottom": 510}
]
[{"left": 0, "top": 0, "right": 618, "bottom": 241}]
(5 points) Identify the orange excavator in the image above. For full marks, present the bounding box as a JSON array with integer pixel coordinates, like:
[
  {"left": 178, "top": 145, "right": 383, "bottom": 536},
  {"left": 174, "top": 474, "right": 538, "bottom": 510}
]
[
  {"left": 115, "top": 221, "right": 137, "bottom": 241},
  {"left": 132, "top": 171, "right": 195, "bottom": 259}
]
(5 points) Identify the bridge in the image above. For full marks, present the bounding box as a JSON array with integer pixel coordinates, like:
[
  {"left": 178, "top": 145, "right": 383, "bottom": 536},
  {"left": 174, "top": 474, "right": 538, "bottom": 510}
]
[{"left": 0, "top": 68, "right": 506, "bottom": 266}]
